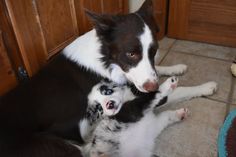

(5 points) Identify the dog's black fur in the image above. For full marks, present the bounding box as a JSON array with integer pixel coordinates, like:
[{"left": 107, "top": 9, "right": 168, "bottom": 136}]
[
  {"left": 0, "top": 0, "right": 160, "bottom": 156},
  {"left": 0, "top": 54, "right": 98, "bottom": 157}
]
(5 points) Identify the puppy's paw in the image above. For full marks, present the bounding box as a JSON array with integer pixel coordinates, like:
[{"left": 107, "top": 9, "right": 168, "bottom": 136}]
[
  {"left": 169, "top": 108, "right": 189, "bottom": 123},
  {"left": 159, "top": 76, "right": 178, "bottom": 95},
  {"left": 199, "top": 81, "right": 218, "bottom": 96},
  {"left": 175, "top": 108, "right": 189, "bottom": 121}
]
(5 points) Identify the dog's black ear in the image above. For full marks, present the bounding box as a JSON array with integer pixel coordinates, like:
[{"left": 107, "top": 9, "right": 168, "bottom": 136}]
[
  {"left": 136, "top": 0, "right": 159, "bottom": 33},
  {"left": 136, "top": 0, "right": 154, "bottom": 16},
  {"left": 85, "top": 9, "right": 115, "bottom": 34}
]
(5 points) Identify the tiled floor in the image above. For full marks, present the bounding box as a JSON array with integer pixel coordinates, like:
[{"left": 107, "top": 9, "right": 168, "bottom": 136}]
[{"left": 154, "top": 38, "right": 236, "bottom": 157}]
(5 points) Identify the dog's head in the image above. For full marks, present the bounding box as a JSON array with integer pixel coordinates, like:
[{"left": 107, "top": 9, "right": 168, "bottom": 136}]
[
  {"left": 88, "top": 81, "right": 127, "bottom": 116},
  {"left": 86, "top": 0, "right": 159, "bottom": 93}
]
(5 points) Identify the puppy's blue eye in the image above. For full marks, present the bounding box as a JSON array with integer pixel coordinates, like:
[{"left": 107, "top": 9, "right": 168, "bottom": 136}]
[
  {"left": 105, "top": 89, "right": 113, "bottom": 95},
  {"left": 100, "top": 85, "right": 114, "bottom": 95}
]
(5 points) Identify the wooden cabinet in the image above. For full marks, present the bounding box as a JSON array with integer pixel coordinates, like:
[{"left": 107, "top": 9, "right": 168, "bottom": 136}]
[
  {"left": 0, "top": 31, "right": 17, "bottom": 95},
  {"left": 75, "top": 0, "right": 128, "bottom": 35},
  {"left": 153, "top": 0, "right": 167, "bottom": 39},
  {"left": 168, "top": 0, "right": 236, "bottom": 47},
  {"left": 5, "top": 0, "right": 79, "bottom": 76},
  {"left": 102, "top": 0, "right": 128, "bottom": 14},
  {"left": 75, "top": 0, "right": 103, "bottom": 35},
  {"left": 34, "top": 0, "right": 78, "bottom": 57}
]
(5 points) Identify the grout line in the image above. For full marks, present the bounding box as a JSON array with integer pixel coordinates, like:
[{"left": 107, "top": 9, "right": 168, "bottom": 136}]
[
  {"left": 172, "top": 50, "right": 233, "bottom": 63},
  {"left": 204, "top": 97, "right": 228, "bottom": 104},
  {"left": 158, "top": 40, "right": 177, "bottom": 65}
]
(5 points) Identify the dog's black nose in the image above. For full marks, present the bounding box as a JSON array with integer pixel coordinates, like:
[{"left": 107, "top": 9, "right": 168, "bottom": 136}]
[{"left": 106, "top": 100, "right": 115, "bottom": 109}]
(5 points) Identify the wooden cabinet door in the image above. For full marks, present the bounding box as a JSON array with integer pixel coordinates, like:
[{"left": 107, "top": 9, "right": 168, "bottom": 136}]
[
  {"left": 6, "top": 0, "right": 48, "bottom": 76},
  {"left": 102, "top": 0, "right": 128, "bottom": 14},
  {"left": 75, "top": 0, "right": 128, "bottom": 35},
  {"left": 153, "top": 0, "right": 167, "bottom": 40},
  {"left": 5, "top": 0, "right": 78, "bottom": 76},
  {"left": 0, "top": 31, "right": 17, "bottom": 95},
  {"left": 168, "top": 0, "right": 236, "bottom": 47},
  {"left": 75, "top": 0, "right": 103, "bottom": 35},
  {"left": 35, "top": 0, "right": 78, "bottom": 58}
]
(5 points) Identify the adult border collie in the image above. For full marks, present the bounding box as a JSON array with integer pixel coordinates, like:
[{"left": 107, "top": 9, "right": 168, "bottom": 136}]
[{"left": 0, "top": 0, "right": 217, "bottom": 157}]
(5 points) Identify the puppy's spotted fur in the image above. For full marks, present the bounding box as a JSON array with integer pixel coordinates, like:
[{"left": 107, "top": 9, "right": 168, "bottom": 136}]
[{"left": 80, "top": 77, "right": 189, "bottom": 157}]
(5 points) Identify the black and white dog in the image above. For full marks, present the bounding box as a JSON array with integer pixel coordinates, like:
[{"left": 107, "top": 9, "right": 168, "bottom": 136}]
[
  {"left": 80, "top": 77, "right": 189, "bottom": 157},
  {"left": 0, "top": 0, "right": 217, "bottom": 156}
]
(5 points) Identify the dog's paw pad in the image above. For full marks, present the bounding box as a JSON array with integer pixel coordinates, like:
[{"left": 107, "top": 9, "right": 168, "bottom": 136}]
[
  {"left": 176, "top": 108, "right": 189, "bottom": 121},
  {"left": 200, "top": 81, "right": 218, "bottom": 96}
]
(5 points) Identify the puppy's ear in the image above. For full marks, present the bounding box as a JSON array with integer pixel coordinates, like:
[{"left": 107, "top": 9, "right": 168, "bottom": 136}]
[
  {"left": 136, "top": 0, "right": 154, "bottom": 16},
  {"left": 85, "top": 9, "right": 115, "bottom": 35}
]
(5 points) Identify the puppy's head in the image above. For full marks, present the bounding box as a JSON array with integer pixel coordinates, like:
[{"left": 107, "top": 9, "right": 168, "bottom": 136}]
[
  {"left": 88, "top": 81, "right": 126, "bottom": 116},
  {"left": 86, "top": 0, "right": 160, "bottom": 93}
]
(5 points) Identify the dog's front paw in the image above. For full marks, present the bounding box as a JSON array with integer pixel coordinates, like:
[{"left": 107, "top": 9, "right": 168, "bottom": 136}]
[
  {"left": 199, "top": 81, "right": 218, "bottom": 96},
  {"left": 172, "top": 64, "right": 188, "bottom": 75},
  {"left": 159, "top": 76, "right": 178, "bottom": 95}
]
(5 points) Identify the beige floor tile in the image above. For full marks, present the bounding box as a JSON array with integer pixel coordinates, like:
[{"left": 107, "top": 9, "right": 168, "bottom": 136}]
[
  {"left": 154, "top": 98, "right": 226, "bottom": 157},
  {"left": 171, "top": 40, "right": 236, "bottom": 61},
  {"left": 159, "top": 37, "right": 176, "bottom": 50},
  {"left": 230, "top": 104, "right": 236, "bottom": 111},
  {"left": 160, "top": 51, "right": 232, "bottom": 103},
  {"left": 231, "top": 78, "right": 236, "bottom": 103},
  {"left": 155, "top": 49, "right": 168, "bottom": 65}
]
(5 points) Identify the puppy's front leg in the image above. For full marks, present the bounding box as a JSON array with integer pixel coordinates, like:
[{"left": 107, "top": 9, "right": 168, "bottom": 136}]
[
  {"left": 150, "top": 76, "right": 178, "bottom": 109},
  {"left": 155, "top": 108, "right": 189, "bottom": 133},
  {"left": 166, "top": 81, "right": 218, "bottom": 105},
  {"left": 155, "top": 64, "right": 187, "bottom": 76},
  {"left": 79, "top": 104, "right": 104, "bottom": 141}
]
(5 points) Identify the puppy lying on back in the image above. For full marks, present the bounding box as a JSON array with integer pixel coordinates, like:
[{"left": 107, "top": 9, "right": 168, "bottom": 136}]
[{"left": 80, "top": 77, "right": 189, "bottom": 157}]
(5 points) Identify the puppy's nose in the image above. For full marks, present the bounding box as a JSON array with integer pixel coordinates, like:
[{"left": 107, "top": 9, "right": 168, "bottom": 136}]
[
  {"left": 106, "top": 100, "right": 115, "bottom": 109},
  {"left": 143, "top": 81, "right": 159, "bottom": 92}
]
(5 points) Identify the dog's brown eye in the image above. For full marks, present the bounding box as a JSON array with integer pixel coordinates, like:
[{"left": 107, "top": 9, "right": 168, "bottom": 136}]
[{"left": 126, "top": 52, "right": 138, "bottom": 60}]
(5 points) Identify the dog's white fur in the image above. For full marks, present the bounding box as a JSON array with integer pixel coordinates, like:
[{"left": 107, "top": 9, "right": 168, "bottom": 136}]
[
  {"left": 166, "top": 81, "right": 217, "bottom": 105},
  {"left": 125, "top": 24, "right": 158, "bottom": 92},
  {"left": 155, "top": 64, "right": 188, "bottom": 76},
  {"left": 63, "top": 30, "right": 114, "bottom": 81},
  {"left": 119, "top": 109, "right": 188, "bottom": 157}
]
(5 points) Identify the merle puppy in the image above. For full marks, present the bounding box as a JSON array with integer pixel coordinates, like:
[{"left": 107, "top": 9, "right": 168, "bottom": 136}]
[{"left": 80, "top": 77, "right": 189, "bottom": 157}]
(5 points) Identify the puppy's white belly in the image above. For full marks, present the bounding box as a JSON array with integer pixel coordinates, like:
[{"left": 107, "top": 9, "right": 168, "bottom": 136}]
[{"left": 119, "top": 112, "right": 158, "bottom": 157}]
